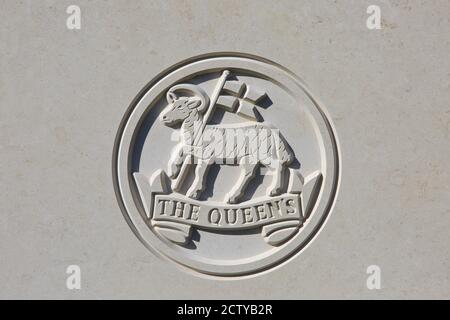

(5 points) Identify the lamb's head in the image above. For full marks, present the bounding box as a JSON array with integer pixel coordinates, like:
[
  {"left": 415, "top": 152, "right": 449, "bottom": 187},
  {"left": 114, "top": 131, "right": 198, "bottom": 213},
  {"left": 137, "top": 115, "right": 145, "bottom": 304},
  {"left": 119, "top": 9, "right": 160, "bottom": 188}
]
[
  {"left": 160, "top": 97, "right": 202, "bottom": 126},
  {"left": 160, "top": 84, "right": 209, "bottom": 127}
]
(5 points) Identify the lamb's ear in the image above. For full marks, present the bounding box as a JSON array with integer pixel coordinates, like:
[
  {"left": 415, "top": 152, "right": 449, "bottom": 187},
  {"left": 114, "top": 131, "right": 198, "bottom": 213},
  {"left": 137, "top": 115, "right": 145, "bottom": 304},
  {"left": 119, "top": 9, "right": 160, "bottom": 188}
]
[
  {"left": 167, "top": 91, "right": 177, "bottom": 103},
  {"left": 186, "top": 97, "right": 201, "bottom": 110}
]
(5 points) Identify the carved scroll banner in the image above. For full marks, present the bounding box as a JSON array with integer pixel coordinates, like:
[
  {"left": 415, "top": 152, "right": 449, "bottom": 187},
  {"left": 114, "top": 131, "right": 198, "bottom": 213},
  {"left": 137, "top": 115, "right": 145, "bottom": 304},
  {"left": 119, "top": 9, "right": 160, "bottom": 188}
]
[
  {"left": 152, "top": 193, "right": 302, "bottom": 231},
  {"left": 133, "top": 169, "right": 322, "bottom": 247}
]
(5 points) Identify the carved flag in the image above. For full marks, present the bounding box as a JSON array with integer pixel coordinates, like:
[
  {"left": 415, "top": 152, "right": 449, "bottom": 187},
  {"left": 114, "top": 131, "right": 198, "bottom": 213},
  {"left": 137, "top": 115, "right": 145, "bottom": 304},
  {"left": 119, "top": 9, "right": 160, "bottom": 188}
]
[{"left": 215, "top": 80, "right": 267, "bottom": 120}]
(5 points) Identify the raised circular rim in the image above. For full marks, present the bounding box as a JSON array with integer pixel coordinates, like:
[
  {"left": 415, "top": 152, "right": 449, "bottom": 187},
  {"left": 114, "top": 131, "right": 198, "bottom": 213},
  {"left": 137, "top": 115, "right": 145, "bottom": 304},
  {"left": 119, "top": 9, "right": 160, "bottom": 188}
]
[{"left": 112, "top": 52, "right": 341, "bottom": 278}]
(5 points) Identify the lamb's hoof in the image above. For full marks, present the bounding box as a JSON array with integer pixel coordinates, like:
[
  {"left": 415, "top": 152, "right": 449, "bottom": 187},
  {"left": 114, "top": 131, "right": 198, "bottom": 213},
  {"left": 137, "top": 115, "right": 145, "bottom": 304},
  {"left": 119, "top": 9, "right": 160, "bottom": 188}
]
[
  {"left": 168, "top": 167, "right": 179, "bottom": 179},
  {"left": 269, "top": 188, "right": 282, "bottom": 197},
  {"left": 225, "top": 194, "right": 239, "bottom": 204},
  {"left": 168, "top": 172, "right": 177, "bottom": 179},
  {"left": 186, "top": 189, "right": 202, "bottom": 200}
]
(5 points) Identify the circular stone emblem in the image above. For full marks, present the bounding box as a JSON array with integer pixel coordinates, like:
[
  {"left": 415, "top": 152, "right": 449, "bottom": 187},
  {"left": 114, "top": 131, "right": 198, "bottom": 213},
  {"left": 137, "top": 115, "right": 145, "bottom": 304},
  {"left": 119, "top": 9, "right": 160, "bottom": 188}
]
[{"left": 113, "top": 54, "right": 340, "bottom": 278}]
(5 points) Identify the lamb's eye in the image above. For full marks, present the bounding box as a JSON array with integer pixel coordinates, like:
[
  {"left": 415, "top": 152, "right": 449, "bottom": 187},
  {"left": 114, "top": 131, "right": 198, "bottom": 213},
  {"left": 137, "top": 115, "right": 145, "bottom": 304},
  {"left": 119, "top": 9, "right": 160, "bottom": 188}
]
[{"left": 177, "top": 105, "right": 183, "bottom": 110}]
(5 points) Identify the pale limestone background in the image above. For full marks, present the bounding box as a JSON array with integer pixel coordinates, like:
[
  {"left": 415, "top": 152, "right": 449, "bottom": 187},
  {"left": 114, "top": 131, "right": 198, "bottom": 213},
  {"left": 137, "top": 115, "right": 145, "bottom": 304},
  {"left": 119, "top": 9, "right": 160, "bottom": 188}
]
[{"left": 0, "top": 0, "right": 449, "bottom": 299}]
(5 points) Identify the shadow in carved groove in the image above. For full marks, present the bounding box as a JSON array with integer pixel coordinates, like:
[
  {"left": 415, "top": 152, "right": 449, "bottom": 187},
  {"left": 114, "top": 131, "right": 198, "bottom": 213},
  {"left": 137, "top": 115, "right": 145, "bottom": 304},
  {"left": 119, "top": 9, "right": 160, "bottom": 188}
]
[{"left": 131, "top": 99, "right": 167, "bottom": 172}]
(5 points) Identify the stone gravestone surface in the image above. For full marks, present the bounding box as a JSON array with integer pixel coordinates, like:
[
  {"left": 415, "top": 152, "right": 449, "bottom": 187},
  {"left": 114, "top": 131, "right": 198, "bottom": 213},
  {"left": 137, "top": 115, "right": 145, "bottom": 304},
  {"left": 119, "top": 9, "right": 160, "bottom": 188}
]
[{"left": 0, "top": 0, "right": 449, "bottom": 298}]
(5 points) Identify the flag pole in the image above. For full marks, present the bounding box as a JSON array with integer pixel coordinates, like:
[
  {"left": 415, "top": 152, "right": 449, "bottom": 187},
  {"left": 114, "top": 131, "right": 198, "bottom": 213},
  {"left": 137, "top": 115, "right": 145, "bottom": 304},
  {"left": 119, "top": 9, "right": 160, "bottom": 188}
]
[
  {"left": 193, "top": 69, "right": 230, "bottom": 145},
  {"left": 172, "top": 69, "right": 230, "bottom": 192}
]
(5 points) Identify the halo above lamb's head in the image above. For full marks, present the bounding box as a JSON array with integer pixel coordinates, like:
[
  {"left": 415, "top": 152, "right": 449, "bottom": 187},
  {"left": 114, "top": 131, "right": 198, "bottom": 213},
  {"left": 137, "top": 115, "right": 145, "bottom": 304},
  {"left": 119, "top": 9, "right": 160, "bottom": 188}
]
[{"left": 166, "top": 84, "right": 210, "bottom": 113}]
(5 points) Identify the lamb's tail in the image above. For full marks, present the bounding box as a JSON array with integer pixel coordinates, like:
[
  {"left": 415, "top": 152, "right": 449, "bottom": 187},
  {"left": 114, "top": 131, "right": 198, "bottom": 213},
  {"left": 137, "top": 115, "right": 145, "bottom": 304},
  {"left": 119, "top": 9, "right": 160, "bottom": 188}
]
[{"left": 276, "top": 133, "right": 295, "bottom": 165}]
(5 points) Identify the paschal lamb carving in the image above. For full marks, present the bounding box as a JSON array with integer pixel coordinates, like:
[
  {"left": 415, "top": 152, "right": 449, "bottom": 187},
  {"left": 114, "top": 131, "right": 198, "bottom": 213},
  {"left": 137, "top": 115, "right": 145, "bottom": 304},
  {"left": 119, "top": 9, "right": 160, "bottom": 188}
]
[{"left": 114, "top": 54, "right": 340, "bottom": 277}]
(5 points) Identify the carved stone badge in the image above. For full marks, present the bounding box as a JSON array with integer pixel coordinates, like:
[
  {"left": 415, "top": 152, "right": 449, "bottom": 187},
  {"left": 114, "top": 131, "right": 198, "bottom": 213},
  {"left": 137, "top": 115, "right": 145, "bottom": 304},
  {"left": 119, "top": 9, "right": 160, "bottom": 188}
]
[{"left": 113, "top": 54, "right": 340, "bottom": 277}]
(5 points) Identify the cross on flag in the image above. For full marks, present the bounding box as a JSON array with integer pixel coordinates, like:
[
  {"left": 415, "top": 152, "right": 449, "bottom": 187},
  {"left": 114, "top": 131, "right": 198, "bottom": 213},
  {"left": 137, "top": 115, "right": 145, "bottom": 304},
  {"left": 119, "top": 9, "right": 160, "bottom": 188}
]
[{"left": 215, "top": 79, "right": 268, "bottom": 120}]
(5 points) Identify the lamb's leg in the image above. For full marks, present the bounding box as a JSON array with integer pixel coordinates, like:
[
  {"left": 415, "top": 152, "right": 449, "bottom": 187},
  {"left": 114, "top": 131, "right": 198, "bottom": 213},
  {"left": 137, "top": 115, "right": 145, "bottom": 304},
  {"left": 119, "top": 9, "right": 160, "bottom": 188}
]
[
  {"left": 268, "top": 160, "right": 286, "bottom": 196},
  {"left": 168, "top": 144, "right": 184, "bottom": 179},
  {"left": 226, "top": 156, "right": 259, "bottom": 204},
  {"left": 186, "top": 159, "right": 211, "bottom": 199}
]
